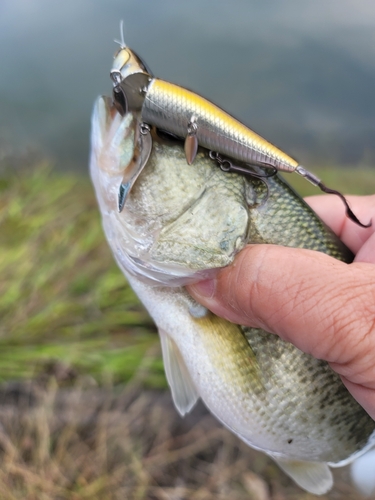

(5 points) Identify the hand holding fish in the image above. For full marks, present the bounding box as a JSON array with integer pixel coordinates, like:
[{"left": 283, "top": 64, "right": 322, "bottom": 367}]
[{"left": 188, "top": 194, "right": 375, "bottom": 420}]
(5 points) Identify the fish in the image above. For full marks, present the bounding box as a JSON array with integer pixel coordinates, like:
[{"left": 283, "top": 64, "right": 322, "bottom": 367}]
[{"left": 89, "top": 95, "right": 375, "bottom": 495}]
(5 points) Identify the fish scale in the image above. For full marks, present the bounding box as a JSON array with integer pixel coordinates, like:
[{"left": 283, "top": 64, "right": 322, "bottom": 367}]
[
  {"left": 242, "top": 328, "right": 372, "bottom": 462},
  {"left": 247, "top": 176, "right": 351, "bottom": 256}
]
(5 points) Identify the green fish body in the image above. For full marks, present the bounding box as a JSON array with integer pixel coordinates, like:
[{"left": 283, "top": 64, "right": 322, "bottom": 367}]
[{"left": 90, "top": 96, "right": 375, "bottom": 495}]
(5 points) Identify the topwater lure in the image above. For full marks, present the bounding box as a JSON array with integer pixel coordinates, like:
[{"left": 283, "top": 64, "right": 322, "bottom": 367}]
[{"left": 110, "top": 32, "right": 370, "bottom": 228}]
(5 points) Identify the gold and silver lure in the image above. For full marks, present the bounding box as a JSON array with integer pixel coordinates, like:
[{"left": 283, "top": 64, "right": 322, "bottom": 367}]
[{"left": 109, "top": 35, "right": 370, "bottom": 228}]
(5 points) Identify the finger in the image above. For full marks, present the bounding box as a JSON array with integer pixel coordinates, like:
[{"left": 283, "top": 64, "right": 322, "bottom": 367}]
[
  {"left": 355, "top": 231, "right": 375, "bottom": 264},
  {"left": 187, "top": 244, "right": 375, "bottom": 393},
  {"left": 304, "top": 195, "right": 348, "bottom": 234},
  {"left": 305, "top": 194, "right": 375, "bottom": 254}
]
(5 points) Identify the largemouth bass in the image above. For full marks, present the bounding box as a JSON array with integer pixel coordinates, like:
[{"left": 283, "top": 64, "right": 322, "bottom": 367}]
[{"left": 90, "top": 95, "right": 375, "bottom": 495}]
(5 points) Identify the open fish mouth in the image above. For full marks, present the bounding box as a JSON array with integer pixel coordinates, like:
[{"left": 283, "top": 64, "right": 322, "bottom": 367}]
[{"left": 90, "top": 96, "right": 249, "bottom": 286}]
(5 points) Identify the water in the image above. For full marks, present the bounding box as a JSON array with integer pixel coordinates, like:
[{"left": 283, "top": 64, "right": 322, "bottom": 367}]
[{"left": 2, "top": 0, "right": 375, "bottom": 172}]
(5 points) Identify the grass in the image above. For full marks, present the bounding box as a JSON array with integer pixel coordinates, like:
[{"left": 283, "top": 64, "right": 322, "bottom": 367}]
[
  {"left": 0, "top": 162, "right": 163, "bottom": 387},
  {"left": 0, "top": 160, "right": 374, "bottom": 499}
]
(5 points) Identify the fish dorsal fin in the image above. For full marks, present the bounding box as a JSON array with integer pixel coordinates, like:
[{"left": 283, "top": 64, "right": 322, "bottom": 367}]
[
  {"left": 271, "top": 456, "right": 333, "bottom": 495},
  {"left": 159, "top": 328, "right": 199, "bottom": 416}
]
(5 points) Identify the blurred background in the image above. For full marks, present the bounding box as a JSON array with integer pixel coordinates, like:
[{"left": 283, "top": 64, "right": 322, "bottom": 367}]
[
  {"left": 3, "top": 0, "right": 375, "bottom": 170},
  {"left": 1, "top": 1, "right": 375, "bottom": 498}
]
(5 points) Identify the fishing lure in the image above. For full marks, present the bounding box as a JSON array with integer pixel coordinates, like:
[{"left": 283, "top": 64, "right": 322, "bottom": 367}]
[{"left": 110, "top": 31, "right": 370, "bottom": 228}]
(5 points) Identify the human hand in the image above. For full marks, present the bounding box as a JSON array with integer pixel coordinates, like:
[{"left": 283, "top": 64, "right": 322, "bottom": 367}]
[{"left": 187, "top": 194, "right": 375, "bottom": 420}]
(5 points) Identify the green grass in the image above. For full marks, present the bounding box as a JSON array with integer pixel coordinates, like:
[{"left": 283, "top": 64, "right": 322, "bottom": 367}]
[{"left": 0, "top": 163, "right": 164, "bottom": 386}]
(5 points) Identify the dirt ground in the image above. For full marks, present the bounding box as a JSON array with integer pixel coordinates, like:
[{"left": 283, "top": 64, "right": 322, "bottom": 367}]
[{"left": 0, "top": 373, "right": 371, "bottom": 500}]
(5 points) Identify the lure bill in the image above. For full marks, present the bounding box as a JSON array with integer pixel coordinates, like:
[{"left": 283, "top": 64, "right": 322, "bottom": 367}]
[{"left": 109, "top": 34, "right": 371, "bottom": 228}]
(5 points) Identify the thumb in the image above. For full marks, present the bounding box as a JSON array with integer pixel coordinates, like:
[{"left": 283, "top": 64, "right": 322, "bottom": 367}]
[{"left": 187, "top": 244, "right": 375, "bottom": 416}]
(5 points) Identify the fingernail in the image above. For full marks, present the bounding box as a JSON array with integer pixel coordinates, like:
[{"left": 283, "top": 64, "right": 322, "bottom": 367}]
[{"left": 189, "top": 279, "right": 216, "bottom": 299}]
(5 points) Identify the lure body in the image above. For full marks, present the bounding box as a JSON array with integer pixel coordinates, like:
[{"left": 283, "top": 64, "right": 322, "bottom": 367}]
[
  {"left": 143, "top": 79, "right": 299, "bottom": 172},
  {"left": 111, "top": 47, "right": 299, "bottom": 172}
]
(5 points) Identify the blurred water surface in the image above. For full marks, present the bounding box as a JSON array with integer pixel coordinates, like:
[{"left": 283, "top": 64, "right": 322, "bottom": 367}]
[{"left": 2, "top": 0, "right": 375, "bottom": 171}]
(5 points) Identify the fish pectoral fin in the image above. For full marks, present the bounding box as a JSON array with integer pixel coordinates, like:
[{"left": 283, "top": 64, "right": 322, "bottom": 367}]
[
  {"left": 159, "top": 328, "right": 199, "bottom": 417},
  {"left": 271, "top": 456, "right": 333, "bottom": 495}
]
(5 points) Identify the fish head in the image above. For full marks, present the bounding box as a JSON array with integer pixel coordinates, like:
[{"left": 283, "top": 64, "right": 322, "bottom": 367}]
[
  {"left": 110, "top": 47, "right": 152, "bottom": 115},
  {"left": 90, "top": 95, "right": 250, "bottom": 286}
]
